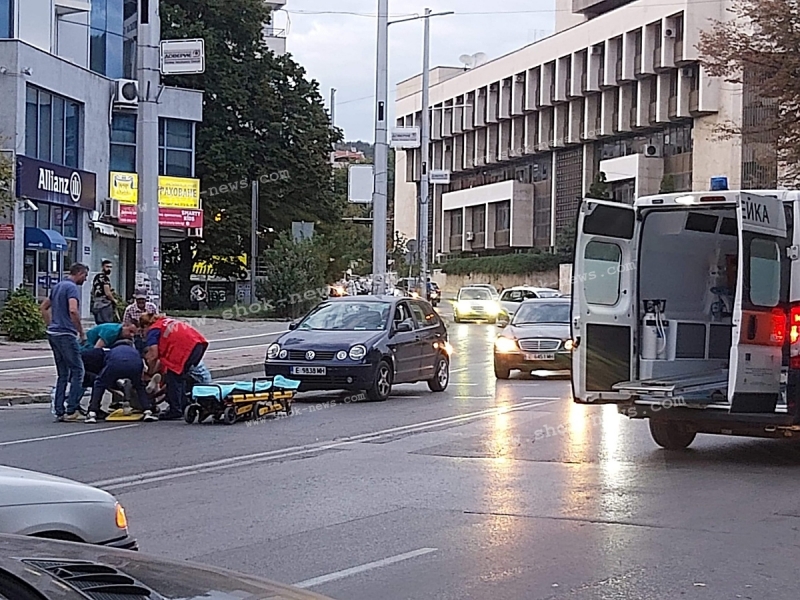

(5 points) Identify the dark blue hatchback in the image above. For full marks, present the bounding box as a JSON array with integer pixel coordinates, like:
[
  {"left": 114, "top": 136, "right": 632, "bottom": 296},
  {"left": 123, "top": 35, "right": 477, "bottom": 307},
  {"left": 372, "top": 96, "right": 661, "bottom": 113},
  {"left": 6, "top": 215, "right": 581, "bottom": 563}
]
[{"left": 264, "top": 296, "right": 450, "bottom": 401}]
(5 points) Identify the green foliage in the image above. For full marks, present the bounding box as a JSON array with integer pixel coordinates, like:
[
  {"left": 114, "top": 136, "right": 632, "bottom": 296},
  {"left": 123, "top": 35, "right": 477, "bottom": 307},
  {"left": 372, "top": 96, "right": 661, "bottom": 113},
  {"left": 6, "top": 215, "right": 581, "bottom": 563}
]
[
  {"left": 555, "top": 222, "right": 577, "bottom": 261},
  {"left": 112, "top": 290, "right": 125, "bottom": 323},
  {"left": 442, "top": 252, "right": 563, "bottom": 277},
  {"left": 587, "top": 171, "right": 610, "bottom": 200},
  {"left": 0, "top": 149, "right": 13, "bottom": 218},
  {"left": 659, "top": 174, "right": 676, "bottom": 193},
  {"left": 1, "top": 287, "right": 46, "bottom": 342},
  {"left": 254, "top": 233, "right": 328, "bottom": 318}
]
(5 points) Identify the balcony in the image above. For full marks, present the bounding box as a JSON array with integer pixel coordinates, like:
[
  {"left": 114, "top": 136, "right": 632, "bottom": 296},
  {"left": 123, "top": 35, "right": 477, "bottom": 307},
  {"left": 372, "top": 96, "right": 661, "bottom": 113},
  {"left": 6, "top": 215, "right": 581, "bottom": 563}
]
[
  {"left": 264, "top": 28, "right": 287, "bottom": 55},
  {"left": 674, "top": 40, "right": 684, "bottom": 63},
  {"left": 494, "top": 229, "right": 510, "bottom": 247},
  {"left": 668, "top": 96, "right": 678, "bottom": 118},
  {"left": 634, "top": 54, "right": 642, "bottom": 77},
  {"left": 653, "top": 46, "right": 662, "bottom": 70},
  {"left": 648, "top": 101, "right": 657, "bottom": 124},
  {"left": 55, "top": 0, "right": 90, "bottom": 14},
  {"left": 689, "top": 90, "right": 699, "bottom": 113},
  {"left": 630, "top": 105, "right": 638, "bottom": 128}
]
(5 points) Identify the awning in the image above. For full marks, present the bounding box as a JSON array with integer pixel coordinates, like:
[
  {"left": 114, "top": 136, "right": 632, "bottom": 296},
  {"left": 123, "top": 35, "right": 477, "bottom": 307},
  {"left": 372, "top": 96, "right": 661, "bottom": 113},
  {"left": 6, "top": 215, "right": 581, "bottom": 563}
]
[
  {"left": 24, "top": 228, "right": 68, "bottom": 252},
  {"left": 90, "top": 221, "right": 119, "bottom": 237}
]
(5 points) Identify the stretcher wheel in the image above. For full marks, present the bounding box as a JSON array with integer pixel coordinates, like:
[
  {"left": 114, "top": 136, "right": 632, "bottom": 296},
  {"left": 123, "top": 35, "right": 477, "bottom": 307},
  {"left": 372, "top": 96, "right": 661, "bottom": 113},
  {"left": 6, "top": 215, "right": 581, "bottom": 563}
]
[
  {"left": 184, "top": 405, "right": 199, "bottom": 424},
  {"left": 222, "top": 406, "right": 237, "bottom": 425}
]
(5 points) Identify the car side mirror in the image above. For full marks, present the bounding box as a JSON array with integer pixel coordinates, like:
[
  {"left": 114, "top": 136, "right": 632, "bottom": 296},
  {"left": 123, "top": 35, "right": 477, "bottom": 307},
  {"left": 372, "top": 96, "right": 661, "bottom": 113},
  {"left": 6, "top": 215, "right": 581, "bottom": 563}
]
[
  {"left": 288, "top": 321, "right": 299, "bottom": 330},
  {"left": 497, "top": 313, "right": 510, "bottom": 328},
  {"left": 395, "top": 320, "right": 413, "bottom": 333}
]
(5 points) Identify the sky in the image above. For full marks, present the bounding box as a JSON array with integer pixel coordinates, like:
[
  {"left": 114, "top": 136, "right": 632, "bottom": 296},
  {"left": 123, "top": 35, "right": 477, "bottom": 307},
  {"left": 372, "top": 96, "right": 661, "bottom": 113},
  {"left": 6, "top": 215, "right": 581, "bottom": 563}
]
[{"left": 279, "top": 1, "right": 556, "bottom": 142}]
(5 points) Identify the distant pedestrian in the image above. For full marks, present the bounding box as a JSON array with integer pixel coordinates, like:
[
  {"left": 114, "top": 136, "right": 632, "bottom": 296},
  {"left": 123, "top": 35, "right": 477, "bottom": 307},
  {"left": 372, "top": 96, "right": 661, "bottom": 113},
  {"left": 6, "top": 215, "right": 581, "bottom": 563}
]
[
  {"left": 122, "top": 289, "right": 157, "bottom": 326},
  {"left": 91, "top": 259, "right": 116, "bottom": 324},
  {"left": 40, "top": 263, "right": 89, "bottom": 422}
]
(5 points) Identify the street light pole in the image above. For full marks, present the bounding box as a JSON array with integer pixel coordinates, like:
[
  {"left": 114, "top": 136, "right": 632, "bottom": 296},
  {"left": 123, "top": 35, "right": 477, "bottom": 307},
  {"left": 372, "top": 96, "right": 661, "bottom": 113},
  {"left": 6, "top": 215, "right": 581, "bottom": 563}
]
[
  {"left": 136, "top": 0, "right": 161, "bottom": 306},
  {"left": 371, "top": 0, "right": 389, "bottom": 295},
  {"left": 418, "top": 8, "right": 432, "bottom": 297},
  {"left": 250, "top": 179, "right": 258, "bottom": 305}
]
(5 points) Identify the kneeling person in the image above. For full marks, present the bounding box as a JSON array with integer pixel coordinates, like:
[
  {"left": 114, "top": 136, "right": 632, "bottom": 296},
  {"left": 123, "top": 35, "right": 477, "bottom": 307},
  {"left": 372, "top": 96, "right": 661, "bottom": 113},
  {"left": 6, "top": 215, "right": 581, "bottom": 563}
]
[{"left": 86, "top": 340, "right": 157, "bottom": 423}]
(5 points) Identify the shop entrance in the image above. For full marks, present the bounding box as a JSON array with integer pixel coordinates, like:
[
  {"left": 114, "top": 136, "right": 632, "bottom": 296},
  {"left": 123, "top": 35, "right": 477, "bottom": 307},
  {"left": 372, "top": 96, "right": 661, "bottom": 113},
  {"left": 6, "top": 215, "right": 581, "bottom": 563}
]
[{"left": 23, "top": 228, "right": 68, "bottom": 302}]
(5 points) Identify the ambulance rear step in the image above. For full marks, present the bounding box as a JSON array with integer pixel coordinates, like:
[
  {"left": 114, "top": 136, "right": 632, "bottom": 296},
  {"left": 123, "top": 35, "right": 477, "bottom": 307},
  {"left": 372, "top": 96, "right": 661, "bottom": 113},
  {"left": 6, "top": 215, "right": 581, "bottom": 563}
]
[{"left": 612, "top": 370, "right": 729, "bottom": 400}]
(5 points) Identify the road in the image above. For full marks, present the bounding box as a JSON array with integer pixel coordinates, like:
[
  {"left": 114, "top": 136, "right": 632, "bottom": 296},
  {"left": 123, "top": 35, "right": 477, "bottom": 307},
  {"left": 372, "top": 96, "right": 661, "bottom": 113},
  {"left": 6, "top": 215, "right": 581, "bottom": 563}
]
[{"left": 2, "top": 312, "right": 800, "bottom": 599}]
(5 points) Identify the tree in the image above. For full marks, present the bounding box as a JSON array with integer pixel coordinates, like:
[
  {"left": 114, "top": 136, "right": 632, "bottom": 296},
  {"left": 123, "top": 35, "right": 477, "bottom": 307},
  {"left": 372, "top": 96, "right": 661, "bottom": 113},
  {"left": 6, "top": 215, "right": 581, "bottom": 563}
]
[
  {"left": 659, "top": 173, "right": 676, "bottom": 193},
  {"left": 697, "top": 0, "right": 790, "bottom": 179},
  {"left": 555, "top": 222, "right": 576, "bottom": 260},
  {"left": 587, "top": 171, "right": 610, "bottom": 200},
  {"left": 160, "top": 0, "right": 341, "bottom": 307},
  {"left": 0, "top": 146, "right": 13, "bottom": 218}
]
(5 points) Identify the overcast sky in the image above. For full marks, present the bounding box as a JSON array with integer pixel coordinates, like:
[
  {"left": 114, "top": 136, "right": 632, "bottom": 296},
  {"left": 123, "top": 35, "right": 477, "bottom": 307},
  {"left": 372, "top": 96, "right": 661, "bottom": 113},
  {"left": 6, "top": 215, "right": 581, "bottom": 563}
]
[{"left": 280, "top": 1, "right": 556, "bottom": 142}]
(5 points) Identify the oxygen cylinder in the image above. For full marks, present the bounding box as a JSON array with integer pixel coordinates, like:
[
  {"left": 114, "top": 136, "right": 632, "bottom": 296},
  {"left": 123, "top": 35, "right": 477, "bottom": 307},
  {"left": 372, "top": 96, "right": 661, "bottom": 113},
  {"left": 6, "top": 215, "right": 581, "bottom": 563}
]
[{"left": 642, "top": 313, "right": 659, "bottom": 360}]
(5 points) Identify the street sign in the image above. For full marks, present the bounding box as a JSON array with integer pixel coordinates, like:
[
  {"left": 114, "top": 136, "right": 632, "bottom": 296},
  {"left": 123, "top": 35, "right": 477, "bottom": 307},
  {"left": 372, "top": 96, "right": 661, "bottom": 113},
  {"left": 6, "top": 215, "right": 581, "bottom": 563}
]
[
  {"left": 390, "top": 127, "right": 420, "bottom": 149},
  {"left": 160, "top": 39, "right": 205, "bottom": 75},
  {"left": 430, "top": 170, "right": 451, "bottom": 184},
  {"left": 348, "top": 164, "right": 374, "bottom": 204},
  {"left": 0, "top": 224, "right": 13, "bottom": 240}
]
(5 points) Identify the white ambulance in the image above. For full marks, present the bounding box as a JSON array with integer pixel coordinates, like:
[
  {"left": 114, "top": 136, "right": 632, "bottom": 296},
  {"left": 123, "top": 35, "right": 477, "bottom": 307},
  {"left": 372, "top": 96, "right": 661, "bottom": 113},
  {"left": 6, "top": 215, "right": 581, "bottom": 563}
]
[{"left": 570, "top": 189, "right": 800, "bottom": 449}]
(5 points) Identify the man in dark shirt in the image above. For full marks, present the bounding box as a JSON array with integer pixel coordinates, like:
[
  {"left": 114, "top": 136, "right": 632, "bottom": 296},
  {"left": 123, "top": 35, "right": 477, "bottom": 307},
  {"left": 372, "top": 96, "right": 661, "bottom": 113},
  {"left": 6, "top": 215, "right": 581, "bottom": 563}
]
[
  {"left": 40, "top": 263, "right": 89, "bottom": 422},
  {"left": 90, "top": 259, "right": 116, "bottom": 324}
]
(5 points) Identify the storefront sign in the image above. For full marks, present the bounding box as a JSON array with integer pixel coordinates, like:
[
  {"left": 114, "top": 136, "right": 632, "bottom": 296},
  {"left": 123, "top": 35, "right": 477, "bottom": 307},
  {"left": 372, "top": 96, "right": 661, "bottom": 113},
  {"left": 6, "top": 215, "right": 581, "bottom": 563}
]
[
  {"left": 0, "top": 224, "right": 14, "bottom": 240},
  {"left": 110, "top": 172, "right": 200, "bottom": 209},
  {"left": 17, "top": 156, "right": 97, "bottom": 211},
  {"left": 118, "top": 204, "right": 203, "bottom": 229}
]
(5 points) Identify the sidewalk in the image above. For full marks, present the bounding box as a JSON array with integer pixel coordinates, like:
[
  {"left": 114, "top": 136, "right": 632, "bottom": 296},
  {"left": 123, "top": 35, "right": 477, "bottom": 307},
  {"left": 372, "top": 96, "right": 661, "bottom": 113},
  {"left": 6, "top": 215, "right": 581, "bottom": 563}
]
[{"left": 0, "top": 318, "right": 285, "bottom": 404}]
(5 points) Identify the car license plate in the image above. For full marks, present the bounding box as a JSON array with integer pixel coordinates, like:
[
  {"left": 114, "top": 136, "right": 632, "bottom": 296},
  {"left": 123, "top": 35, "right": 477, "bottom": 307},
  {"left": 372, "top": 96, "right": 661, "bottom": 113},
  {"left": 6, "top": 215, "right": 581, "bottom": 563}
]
[
  {"left": 290, "top": 366, "right": 327, "bottom": 375},
  {"left": 525, "top": 353, "right": 555, "bottom": 361}
]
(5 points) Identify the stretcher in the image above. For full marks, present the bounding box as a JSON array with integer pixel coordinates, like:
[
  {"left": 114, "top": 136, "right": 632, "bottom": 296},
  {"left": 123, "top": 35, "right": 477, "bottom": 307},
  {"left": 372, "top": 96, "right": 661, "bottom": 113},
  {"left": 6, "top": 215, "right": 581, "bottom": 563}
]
[{"left": 185, "top": 376, "right": 301, "bottom": 425}]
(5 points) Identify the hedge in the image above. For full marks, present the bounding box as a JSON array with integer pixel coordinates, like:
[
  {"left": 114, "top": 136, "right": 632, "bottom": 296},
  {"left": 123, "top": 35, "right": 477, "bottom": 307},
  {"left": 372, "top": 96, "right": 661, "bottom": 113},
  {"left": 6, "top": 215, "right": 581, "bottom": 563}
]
[{"left": 441, "top": 252, "right": 566, "bottom": 276}]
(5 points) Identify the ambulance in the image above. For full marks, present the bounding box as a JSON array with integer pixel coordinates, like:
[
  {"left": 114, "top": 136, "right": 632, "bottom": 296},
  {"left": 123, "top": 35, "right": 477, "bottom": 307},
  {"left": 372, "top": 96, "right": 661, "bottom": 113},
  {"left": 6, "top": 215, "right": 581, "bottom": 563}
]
[{"left": 570, "top": 186, "right": 800, "bottom": 449}]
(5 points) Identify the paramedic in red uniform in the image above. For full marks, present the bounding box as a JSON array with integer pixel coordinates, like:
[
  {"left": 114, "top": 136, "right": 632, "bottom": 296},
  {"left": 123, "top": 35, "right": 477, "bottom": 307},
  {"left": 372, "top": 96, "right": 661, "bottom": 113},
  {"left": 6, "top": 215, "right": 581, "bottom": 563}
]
[{"left": 140, "top": 314, "right": 208, "bottom": 420}]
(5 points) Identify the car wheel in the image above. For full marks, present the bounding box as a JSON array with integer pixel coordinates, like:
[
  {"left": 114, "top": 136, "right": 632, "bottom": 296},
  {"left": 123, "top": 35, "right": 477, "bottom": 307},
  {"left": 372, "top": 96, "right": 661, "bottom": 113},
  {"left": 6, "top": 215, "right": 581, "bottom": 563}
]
[
  {"left": 649, "top": 420, "right": 696, "bottom": 450},
  {"left": 494, "top": 359, "right": 511, "bottom": 380},
  {"left": 428, "top": 354, "right": 450, "bottom": 392},
  {"left": 367, "top": 360, "right": 393, "bottom": 401}
]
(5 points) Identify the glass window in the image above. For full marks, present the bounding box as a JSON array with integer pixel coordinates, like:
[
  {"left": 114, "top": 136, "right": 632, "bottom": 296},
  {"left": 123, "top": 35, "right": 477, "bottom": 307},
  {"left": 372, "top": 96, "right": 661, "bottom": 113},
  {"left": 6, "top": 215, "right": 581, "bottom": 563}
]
[
  {"left": 90, "top": 29, "right": 107, "bottom": 74},
  {"left": 24, "top": 205, "right": 36, "bottom": 228},
  {"left": 583, "top": 241, "right": 622, "bottom": 306},
  {"left": 38, "top": 203, "right": 51, "bottom": 230},
  {"left": 112, "top": 145, "right": 136, "bottom": 172},
  {"left": 62, "top": 208, "right": 77, "bottom": 238},
  {"left": 159, "top": 119, "right": 195, "bottom": 177},
  {"left": 52, "top": 206, "right": 63, "bottom": 233},
  {"left": 26, "top": 86, "right": 81, "bottom": 168},
  {"left": 25, "top": 87, "right": 38, "bottom": 157},
  {"left": 38, "top": 92, "right": 52, "bottom": 162},
  {"left": 496, "top": 201, "right": 511, "bottom": 230},
  {"left": 0, "top": 0, "right": 11, "bottom": 38},
  {"left": 409, "top": 303, "right": 429, "bottom": 328},
  {"left": 750, "top": 238, "right": 780, "bottom": 307},
  {"left": 164, "top": 150, "right": 192, "bottom": 177},
  {"left": 52, "top": 96, "right": 65, "bottom": 164},
  {"left": 91, "top": 0, "right": 107, "bottom": 29},
  {"left": 111, "top": 112, "right": 136, "bottom": 172},
  {"left": 65, "top": 100, "right": 80, "bottom": 168},
  {"left": 166, "top": 119, "right": 192, "bottom": 148}
]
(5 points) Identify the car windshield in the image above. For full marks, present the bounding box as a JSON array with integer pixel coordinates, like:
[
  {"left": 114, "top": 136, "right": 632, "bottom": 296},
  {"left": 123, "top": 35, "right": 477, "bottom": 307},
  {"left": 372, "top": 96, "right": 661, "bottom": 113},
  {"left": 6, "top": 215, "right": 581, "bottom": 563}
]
[
  {"left": 459, "top": 288, "right": 492, "bottom": 301},
  {"left": 501, "top": 289, "right": 539, "bottom": 303},
  {"left": 299, "top": 301, "right": 391, "bottom": 331},
  {"left": 512, "top": 302, "right": 570, "bottom": 325}
]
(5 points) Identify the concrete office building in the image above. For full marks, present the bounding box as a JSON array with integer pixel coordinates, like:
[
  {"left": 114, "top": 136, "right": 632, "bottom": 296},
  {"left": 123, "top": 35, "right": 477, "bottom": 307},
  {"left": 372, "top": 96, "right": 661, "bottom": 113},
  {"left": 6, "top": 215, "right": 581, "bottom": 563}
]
[
  {"left": 394, "top": 0, "right": 775, "bottom": 260},
  {"left": 0, "top": 0, "right": 203, "bottom": 313}
]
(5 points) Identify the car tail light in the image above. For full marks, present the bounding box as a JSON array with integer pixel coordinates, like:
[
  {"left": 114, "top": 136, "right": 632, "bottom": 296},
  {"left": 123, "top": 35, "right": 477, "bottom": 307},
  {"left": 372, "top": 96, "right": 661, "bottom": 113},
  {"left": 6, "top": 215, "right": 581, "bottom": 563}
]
[
  {"left": 790, "top": 304, "right": 800, "bottom": 368},
  {"left": 771, "top": 308, "right": 787, "bottom": 345}
]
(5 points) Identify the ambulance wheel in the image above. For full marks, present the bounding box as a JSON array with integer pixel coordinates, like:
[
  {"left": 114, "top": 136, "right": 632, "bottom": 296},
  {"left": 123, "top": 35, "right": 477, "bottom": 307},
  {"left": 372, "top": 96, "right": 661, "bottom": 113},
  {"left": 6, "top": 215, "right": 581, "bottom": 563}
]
[
  {"left": 222, "top": 406, "right": 237, "bottom": 425},
  {"left": 649, "top": 420, "right": 696, "bottom": 450},
  {"left": 184, "top": 405, "right": 199, "bottom": 424}
]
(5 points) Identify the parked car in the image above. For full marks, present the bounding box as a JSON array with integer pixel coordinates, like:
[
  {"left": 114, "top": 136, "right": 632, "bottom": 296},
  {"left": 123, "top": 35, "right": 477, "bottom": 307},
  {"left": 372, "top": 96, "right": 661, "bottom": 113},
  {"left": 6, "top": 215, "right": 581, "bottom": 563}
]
[
  {"left": 0, "top": 534, "right": 334, "bottom": 600},
  {"left": 265, "top": 296, "right": 450, "bottom": 401},
  {"left": 493, "top": 297, "right": 573, "bottom": 379},
  {"left": 499, "top": 286, "right": 562, "bottom": 319},
  {"left": 0, "top": 466, "right": 137, "bottom": 549},
  {"left": 453, "top": 286, "right": 501, "bottom": 323}
]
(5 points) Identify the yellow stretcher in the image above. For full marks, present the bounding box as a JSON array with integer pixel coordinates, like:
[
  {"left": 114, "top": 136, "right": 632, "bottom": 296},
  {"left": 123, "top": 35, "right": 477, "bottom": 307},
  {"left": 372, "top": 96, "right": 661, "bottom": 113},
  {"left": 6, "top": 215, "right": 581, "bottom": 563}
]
[{"left": 184, "top": 377, "right": 300, "bottom": 425}]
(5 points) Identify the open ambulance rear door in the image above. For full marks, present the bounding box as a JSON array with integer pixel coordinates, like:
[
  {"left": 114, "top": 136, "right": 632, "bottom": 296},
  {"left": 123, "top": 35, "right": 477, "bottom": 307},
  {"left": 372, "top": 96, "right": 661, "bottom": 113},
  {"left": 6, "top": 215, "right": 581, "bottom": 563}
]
[
  {"left": 571, "top": 199, "right": 638, "bottom": 404},
  {"left": 729, "top": 193, "right": 789, "bottom": 413}
]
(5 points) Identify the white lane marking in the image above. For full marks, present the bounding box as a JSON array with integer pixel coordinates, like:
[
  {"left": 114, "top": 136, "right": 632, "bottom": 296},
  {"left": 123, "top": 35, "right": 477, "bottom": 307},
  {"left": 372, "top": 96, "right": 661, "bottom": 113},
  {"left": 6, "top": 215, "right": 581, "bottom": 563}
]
[
  {"left": 293, "top": 548, "right": 438, "bottom": 589},
  {"left": 449, "top": 367, "right": 469, "bottom": 373},
  {"left": 206, "top": 330, "right": 288, "bottom": 343},
  {"left": 0, "top": 424, "right": 140, "bottom": 447},
  {"left": 90, "top": 400, "right": 553, "bottom": 490}
]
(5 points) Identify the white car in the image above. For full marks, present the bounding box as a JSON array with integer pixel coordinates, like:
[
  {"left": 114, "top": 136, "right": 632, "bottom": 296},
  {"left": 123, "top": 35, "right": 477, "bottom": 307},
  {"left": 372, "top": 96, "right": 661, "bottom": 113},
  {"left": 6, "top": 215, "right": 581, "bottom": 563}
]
[
  {"left": 454, "top": 286, "right": 502, "bottom": 323},
  {"left": 0, "top": 466, "right": 137, "bottom": 549},
  {"left": 499, "top": 286, "right": 562, "bottom": 318}
]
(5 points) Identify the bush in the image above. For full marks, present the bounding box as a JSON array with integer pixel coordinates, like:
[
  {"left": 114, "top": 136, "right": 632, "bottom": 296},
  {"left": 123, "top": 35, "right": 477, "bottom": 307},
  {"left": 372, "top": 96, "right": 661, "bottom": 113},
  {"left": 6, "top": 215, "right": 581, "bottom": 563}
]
[
  {"left": 1, "top": 286, "right": 46, "bottom": 341},
  {"left": 441, "top": 252, "right": 563, "bottom": 276}
]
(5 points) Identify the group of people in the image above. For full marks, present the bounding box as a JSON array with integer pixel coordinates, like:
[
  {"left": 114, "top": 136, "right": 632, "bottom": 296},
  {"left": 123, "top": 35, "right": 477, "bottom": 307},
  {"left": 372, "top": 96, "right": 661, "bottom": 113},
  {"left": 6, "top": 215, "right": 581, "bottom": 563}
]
[{"left": 41, "top": 262, "right": 210, "bottom": 424}]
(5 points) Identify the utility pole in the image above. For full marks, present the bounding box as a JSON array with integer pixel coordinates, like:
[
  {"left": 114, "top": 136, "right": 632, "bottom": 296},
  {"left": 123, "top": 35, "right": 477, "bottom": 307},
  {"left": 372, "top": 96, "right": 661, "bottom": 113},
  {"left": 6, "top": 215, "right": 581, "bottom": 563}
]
[
  {"left": 372, "top": 0, "right": 389, "bottom": 295},
  {"left": 249, "top": 179, "right": 258, "bottom": 304},
  {"left": 330, "top": 88, "right": 337, "bottom": 127},
  {"left": 418, "top": 8, "right": 432, "bottom": 297},
  {"left": 136, "top": 0, "right": 161, "bottom": 307}
]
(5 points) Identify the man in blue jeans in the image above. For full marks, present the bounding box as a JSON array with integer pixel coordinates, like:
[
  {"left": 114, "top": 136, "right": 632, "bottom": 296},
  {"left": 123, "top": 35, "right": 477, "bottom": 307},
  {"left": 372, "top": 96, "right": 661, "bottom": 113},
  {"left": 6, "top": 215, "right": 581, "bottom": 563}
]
[{"left": 40, "top": 263, "right": 89, "bottom": 422}]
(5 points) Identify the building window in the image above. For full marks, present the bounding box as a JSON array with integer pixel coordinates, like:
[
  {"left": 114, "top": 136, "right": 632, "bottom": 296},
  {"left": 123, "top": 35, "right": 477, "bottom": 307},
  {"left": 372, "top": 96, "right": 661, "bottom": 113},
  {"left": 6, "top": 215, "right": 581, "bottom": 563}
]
[
  {"left": 0, "top": 0, "right": 12, "bottom": 38},
  {"left": 496, "top": 201, "right": 511, "bottom": 231},
  {"left": 91, "top": 0, "right": 125, "bottom": 79},
  {"left": 25, "top": 86, "right": 81, "bottom": 168},
  {"left": 159, "top": 118, "right": 195, "bottom": 177},
  {"left": 473, "top": 206, "right": 486, "bottom": 233},
  {"left": 111, "top": 112, "right": 137, "bottom": 172},
  {"left": 450, "top": 210, "right": 463, "bottom": 235}
]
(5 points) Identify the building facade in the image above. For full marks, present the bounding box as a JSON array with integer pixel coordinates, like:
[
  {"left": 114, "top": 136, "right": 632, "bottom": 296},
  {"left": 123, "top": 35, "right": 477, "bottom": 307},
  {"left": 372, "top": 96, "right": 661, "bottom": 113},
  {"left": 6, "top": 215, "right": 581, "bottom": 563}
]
[
  {"left": 0, "top": 0, "right": 203, "bottom": 313},
  {"left": 263, "top": 0, "right": 287, "bottom": 56},
  {"left": 393, "top": 0, "right": 775, "bottom": 261}
]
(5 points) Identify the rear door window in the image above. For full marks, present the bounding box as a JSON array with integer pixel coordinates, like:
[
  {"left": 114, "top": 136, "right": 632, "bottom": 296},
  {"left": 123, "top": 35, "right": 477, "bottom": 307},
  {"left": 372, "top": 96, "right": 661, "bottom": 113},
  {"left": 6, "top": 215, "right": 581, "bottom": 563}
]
[
  {"left": 583, "top": 241, "right": 622, "bottom": 306},
  {"left": 410, "top": 302, "right": 431, "bottom": 328},
  {"left": 749, "top": 238, "right": 780, "bottom": 307}
]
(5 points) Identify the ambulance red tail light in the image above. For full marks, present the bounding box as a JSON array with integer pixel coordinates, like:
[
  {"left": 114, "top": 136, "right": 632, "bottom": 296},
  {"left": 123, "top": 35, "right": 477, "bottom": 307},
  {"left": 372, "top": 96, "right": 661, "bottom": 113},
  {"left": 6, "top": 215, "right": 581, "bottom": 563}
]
[
  {"left": 771, "top": 308, "right": 786, "bottom": 345},
  {"left": 789, "top": 304, "right": 800, "bottom": 368},
  {"left": 699, "top": 196, "right": 727, "bottom": 203}
]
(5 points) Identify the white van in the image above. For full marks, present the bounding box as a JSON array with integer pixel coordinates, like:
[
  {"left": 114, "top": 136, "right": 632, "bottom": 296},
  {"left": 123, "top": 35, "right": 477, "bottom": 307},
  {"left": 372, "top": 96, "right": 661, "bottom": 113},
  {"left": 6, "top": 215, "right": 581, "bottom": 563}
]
[{"left": 571, "top": 189, "right": 800, "bottom": 449}]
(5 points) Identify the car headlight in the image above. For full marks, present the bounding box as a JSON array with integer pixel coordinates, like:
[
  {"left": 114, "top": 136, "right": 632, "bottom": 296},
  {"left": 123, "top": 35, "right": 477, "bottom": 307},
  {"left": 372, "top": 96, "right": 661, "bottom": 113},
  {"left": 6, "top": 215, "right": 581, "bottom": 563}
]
[
  {"left": 267, "top": 343, "right": 281, "bottom": 359},
  {"left": 495, "top": 337, "right": 518, "bottom": 353},
  {"left": 279, "top": 349, "right": 288, "bottom": 359},
  {"left": 349, "top": 345, "right": 367, "bottom": 360},
  {"left": 336, "top": 350, "right": 348, "bottom": 360},
  {"left": 564, "top": 339, "right": 574, "bottom": 351},
  {"left": 115, "top": 502, "right": 128, "bottom": 530}
]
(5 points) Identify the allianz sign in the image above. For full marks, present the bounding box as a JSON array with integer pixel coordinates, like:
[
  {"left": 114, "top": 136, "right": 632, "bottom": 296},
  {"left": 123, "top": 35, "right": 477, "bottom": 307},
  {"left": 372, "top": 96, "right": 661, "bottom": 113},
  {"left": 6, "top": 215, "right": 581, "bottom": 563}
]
[{"left": 38, "top": 168, "right": 82, "bottom": 203}]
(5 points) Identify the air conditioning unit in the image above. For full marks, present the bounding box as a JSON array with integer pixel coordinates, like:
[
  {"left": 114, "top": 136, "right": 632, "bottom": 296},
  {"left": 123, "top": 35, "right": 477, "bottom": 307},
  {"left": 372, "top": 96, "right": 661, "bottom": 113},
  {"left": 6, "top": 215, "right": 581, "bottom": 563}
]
[
  {"left": 680, "top": 66, "right": 695, "bottom": 77},
  {"left": 188, "top": 227, "right": 204, "bottom": 238},
  {"left": 644, "top": 144, "right": 661, "bottom": 158},
  {"left": 105, "top": 198, "right": 121, "bottom": 219},
  {"left": 466, "top": 231, "right": 475, "bottom": 241},
  {"left": 114, "top": 79, "right": 139, "bottom": 107},
  {"left": 664, "top": 28, "right": 676, "bottom": 38},
  {"left": 590, "top": 45, "right": 603, "bottom": 55}
]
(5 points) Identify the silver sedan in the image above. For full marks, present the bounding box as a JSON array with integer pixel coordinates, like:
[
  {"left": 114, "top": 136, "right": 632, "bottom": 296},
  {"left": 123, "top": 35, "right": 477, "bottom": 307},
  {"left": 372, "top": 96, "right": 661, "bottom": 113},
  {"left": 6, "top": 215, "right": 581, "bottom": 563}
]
[{"left": 0, "top": 466, "right": 137, "bottom": 549}]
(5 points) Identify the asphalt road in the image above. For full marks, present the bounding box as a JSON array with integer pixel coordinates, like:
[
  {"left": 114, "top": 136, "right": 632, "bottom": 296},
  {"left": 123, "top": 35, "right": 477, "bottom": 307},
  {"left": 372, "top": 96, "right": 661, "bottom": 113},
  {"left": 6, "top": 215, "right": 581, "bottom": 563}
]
[{"left": 2, "top": 314, "right": 800, "bottom": 600}]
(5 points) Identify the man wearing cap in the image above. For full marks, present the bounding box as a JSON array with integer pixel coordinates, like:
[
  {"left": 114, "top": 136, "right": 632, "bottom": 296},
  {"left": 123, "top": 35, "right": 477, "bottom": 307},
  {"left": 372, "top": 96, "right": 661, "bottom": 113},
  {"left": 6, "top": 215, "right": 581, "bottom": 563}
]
[{"left": 123, "top": 290, "right": 158, "bottom": 326}]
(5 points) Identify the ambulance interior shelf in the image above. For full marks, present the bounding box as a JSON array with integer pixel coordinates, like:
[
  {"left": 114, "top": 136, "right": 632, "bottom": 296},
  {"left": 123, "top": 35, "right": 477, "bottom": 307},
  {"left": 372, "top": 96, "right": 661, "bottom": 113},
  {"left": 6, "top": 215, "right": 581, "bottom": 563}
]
[{"left": 635, "top": 208, "right": 738, "bottom": 387}]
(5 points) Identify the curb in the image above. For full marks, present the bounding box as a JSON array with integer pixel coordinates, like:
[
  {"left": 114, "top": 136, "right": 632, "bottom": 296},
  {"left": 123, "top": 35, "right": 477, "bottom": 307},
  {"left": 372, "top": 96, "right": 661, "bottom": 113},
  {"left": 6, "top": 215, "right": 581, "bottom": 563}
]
[{"left": 2, "top": 363, "right": 265, "bottom": 406}]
